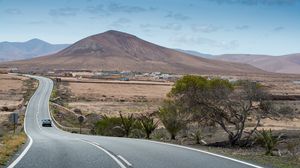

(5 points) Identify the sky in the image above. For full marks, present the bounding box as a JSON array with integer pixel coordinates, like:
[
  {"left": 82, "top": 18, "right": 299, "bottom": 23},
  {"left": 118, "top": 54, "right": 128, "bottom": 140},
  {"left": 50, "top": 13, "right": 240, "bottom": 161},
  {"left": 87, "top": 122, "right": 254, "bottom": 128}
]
[{"left": 0, "top": 0, "right": 300, "bottom": 55}]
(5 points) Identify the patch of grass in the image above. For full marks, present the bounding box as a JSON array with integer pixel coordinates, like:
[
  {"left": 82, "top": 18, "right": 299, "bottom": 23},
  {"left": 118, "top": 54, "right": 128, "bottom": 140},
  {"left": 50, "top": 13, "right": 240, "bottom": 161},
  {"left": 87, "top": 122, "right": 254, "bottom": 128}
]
[{"left": 0, "top": 133, "right": 27, "bottom": 166}]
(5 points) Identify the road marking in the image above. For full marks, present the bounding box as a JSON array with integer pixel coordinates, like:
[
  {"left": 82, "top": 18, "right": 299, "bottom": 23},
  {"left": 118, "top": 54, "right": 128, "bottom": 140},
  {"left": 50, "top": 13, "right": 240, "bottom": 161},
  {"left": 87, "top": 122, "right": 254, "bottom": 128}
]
[
  {"left": 36, "top": 89, "right": 43, "bottom": 131},
  {"left": 80, "top": 140, "right": 127, "bottom": 168},
  {"left": 137, "top": 139, "right": 264, "bottom": 168},
  {"left": 117, "top": 155, "right": 133, "bottom": 167},
  {"left": 6, "top": 75, "right": 40, "bottom": 168}
]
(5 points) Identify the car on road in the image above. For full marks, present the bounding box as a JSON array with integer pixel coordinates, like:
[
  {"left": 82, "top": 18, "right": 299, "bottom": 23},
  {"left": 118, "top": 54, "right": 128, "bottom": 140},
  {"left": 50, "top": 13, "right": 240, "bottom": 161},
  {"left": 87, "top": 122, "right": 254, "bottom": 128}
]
[{"left": 42, "top": 119, "right": 52, "bottom": 127}]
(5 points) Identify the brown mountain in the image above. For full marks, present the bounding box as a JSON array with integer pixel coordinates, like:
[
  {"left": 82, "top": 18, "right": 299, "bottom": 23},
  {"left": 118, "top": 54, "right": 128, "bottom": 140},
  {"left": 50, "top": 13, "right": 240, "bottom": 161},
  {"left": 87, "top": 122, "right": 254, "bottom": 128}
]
[
  {"left": 1, "top": 30, "right": 265, "bottom": 74},
  {"left": 215, "top": 54, "right": 300, "bottom": 74}
]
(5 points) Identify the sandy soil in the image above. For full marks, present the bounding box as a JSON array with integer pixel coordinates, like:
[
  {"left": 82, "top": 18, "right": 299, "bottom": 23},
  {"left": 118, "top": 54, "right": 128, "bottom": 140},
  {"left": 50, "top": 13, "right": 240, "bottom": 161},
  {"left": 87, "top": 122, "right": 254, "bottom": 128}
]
[
  {"left": 0, "top": 74, "right": 27, "bottom": 110},
  {"left": 63, "top": 80, "right": 171, "bottom": 117},
  {"left": 68, "top": 101, "right": 160, "bottom": 117},
  {"left": 67, "top": 82, "right": 172, "bottom": 100}
]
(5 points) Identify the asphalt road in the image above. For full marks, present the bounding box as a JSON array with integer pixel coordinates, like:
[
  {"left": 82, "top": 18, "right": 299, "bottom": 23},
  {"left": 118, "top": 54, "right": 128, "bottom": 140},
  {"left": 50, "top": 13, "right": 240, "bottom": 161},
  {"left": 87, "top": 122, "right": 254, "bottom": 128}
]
[{"left": 7, "top": 76, "right": 264, "bottom": 168}]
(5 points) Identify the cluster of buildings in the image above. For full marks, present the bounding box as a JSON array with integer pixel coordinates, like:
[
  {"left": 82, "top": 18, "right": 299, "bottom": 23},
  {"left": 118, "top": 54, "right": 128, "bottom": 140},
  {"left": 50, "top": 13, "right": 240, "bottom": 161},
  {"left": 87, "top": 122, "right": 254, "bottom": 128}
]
[{"left": 47, "top": 70, "right": 180, "bottom": 82}]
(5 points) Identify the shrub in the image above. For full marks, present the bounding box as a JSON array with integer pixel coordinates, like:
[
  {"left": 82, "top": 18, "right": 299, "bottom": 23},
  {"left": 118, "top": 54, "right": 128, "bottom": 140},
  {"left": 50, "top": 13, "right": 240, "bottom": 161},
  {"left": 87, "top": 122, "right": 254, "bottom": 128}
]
[
  {"left": 119, "top": 112, "right": 137, "bottom": 137},
  {"left": 159, "top": 100, "right": 188, "bottom": 140},
  {"left": 94, "top": 116, "right": 125, "bottom": 137},
  {"left": 286, "top": 140, "right": 300, "bottom": 159},
  {"left": 190, "top": 130, "right": 204, "bottom": 144},
  {"left": 256, "top": 129, "right": 281, "bottom": 155},
  {"left": 139, "top": 115, "right": 158, "bottom": 139}
]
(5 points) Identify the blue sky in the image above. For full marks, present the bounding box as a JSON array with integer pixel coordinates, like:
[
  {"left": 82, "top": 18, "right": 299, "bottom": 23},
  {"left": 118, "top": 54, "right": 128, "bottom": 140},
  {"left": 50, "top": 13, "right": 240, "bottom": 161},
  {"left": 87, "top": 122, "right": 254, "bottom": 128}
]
[{"left": 0, "top": 0, "right": 300, "bottom": 55}]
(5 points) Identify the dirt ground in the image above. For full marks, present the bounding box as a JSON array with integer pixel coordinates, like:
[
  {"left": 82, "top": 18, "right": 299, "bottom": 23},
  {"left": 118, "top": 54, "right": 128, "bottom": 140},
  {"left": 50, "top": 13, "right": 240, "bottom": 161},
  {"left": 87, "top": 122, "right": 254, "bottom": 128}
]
[
  {"left": 0, "top": 74, "right": 28, "bottom": 124},
  {"left": 60, "top": 79, "right": 171, "bottom": 117}
]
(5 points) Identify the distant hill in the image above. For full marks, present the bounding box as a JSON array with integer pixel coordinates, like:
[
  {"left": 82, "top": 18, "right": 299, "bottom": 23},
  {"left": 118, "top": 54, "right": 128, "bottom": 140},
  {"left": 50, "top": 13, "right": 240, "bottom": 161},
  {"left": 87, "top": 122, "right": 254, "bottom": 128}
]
[
  {"left": 215, "top": 54, "right": 300, "bottom": 74},
  {"left": 0, "top": 30, "right": 265, "bottom": 74},
  {"left": 0, "top": 39, "right": 69, "bottom": 62},
  {"left": 175, "top": 49, "right": 214, "bottom": 58}
]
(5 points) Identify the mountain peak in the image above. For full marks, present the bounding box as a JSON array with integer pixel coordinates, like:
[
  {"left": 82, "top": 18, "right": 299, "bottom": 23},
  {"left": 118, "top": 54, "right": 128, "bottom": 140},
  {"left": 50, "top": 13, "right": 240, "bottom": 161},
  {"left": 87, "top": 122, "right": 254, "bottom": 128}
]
[
  {"left": 94, "top": 30, "right": 137, "bottom": 39},
  {"left": 26, "top": 38, "right": 49, "bottom": 44}
]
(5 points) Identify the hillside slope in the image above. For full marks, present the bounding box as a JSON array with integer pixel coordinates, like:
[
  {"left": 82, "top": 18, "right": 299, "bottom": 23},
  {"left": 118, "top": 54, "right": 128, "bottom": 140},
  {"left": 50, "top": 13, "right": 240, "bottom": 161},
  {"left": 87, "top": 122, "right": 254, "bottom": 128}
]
[
  {"left": 1, "top": 30, "right": 265, "bottom": 74},
  {"left": 215, "top": 54, "right": 300, "bottom": 74}
]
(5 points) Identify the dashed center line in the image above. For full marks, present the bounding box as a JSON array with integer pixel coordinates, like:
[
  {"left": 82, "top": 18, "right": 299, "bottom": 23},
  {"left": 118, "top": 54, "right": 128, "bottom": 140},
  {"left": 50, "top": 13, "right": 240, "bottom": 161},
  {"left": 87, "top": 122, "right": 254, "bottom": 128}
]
[
  {"left": 117, "top": 155, "right": 133, "bottom": 167},
  {"left": 80, "top": 139, "right": 127, "bottom": 168}
]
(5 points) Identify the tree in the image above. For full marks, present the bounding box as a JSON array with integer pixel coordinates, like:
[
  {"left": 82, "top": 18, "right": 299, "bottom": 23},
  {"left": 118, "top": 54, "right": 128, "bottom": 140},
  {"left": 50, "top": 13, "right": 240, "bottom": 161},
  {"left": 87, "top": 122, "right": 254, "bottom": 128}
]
[
  {"left": 139, "top": 114, "right": 158, "bottom": 139},
  {"left": 159, "top": 100, "right": 188, "bottom": 140},
  {"left": 170, "top": 75, "right": 272, "bottom": 146}
]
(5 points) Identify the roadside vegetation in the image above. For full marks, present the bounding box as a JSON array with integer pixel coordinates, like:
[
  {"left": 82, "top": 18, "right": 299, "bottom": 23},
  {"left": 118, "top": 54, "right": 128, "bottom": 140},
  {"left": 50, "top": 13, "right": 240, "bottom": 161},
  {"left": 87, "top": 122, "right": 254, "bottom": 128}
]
[
  {"left": 50, "top": 75, "right": 300, "bottom": 168},
  {"left": 0, "top": 75, "right": 38, "bottom": 166},
  {"left": 0, "top": 133, "right": 27, "bottom": 166}
]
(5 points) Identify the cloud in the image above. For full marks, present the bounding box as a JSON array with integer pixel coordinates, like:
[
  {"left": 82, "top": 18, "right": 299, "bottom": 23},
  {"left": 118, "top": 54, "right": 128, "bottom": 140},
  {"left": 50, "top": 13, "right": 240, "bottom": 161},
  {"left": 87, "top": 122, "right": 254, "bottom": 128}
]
[
  {"left": 28, "top": 21, "right": 46, "bottom": 25},
  {"left": 273, "top": 26, "right": 285, "bottom": 31},
  {"left": 140, "top": 23, "right": 182, "bottom": 31},
  {"left": 5, "top": 8, "right": 22, "bottom": 15},
  {"left": 160, "top": 23, "right": 182, "bottom": 31},
  {"left": 191, "top": 24, "right": 221, "bottom": 33},
  {"left": 165, "top": 12, "right": 190, "bottom": 21},
  {"left": 209, "top": 0, "right": 297, "bottom": 5},
  {"left": 171, "top": 35, "right": 239, "bottom": 50},
  {"left": 85, "top": 4, "right": 105, "bottom": 15},
  {"left": 109, "top": 18, "right": 131, "bottom": 29},
  {"left": 108, "top": 3, "right": 146, "bottom": 13},
  {"left": 236, "top": 25, "right": 250, "bottom": 30},
  {"left": 49, "top": 7, "right": 79, "bottom": 17}
]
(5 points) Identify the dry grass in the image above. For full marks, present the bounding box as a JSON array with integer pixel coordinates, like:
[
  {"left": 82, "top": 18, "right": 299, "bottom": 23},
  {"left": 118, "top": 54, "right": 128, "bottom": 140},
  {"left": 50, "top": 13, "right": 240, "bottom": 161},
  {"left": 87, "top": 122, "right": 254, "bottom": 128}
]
[
  {"left": 0, "top": 74, "right": 28, "bottom": 111},
  {"left": 194, "top": 145, "right": 300, "bottom": 168},
  {"left": 62, "top": 80, "right": 172, "bottom": 117},
  {"left": 0, "top": 133, "right": 27, "bottom": 166},
  {"left": 68, "top": 82, "right": 171, "bottom": 100}
]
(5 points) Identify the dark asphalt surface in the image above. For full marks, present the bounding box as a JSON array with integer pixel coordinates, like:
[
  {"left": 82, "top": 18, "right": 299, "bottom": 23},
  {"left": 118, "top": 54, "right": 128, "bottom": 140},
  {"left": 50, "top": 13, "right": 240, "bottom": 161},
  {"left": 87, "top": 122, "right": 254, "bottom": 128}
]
[{"left": 7, "top": 76, "right": 263, "bottom": 168}]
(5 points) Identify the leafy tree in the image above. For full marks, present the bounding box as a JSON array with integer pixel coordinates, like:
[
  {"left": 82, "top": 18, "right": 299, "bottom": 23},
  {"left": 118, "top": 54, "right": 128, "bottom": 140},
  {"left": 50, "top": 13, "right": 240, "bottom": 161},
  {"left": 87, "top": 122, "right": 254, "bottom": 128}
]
[
  {"left": 170, "top": 75, "right": 272, "bottom": 146},
  {"left": 159, "top": 100, "right": 188, "bottom": 140}
]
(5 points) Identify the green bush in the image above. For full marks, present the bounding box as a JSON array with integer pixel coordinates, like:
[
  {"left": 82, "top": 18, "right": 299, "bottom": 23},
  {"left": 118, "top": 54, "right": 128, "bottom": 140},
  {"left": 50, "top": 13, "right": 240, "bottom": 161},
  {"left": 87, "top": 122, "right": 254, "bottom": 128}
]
[
  {"left": 256, "top": 129, "right": 281, "bottom": 155},
  {"left": 139, "top": 115, "right": 158, "bottom": 139},
  {"left": 119, "top": 112, "right": 137, "bottom": 137},
  {"left": 94, "top": 116, "right": 125, "bottom": 137},
  {"left": 159, "top": 100, "right": 187, "bottom": 140}
]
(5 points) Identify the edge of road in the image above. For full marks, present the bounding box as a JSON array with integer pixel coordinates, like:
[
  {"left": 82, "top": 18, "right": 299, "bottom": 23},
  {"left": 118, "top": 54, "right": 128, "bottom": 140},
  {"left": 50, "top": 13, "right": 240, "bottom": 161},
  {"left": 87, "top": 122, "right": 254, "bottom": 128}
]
[
  {"left": 136, "top": 139, "right": 264, "bottom": 168},
  {"left": 6, "top": 75, "right": 39, "bottom": 168}
]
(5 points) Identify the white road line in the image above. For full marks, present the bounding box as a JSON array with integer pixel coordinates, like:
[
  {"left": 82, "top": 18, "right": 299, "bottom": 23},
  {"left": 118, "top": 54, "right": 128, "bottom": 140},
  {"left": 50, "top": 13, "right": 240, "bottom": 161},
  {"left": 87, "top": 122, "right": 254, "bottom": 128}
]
[
  {"left": 36, "top": 90, "right": 43, "bottom": 132},
  {"left": 80, "top": 140, "right": 127, "bottom": 168},
  {"left": 137, "top": 139, "right": 264, "bottom": 168},
  {"left": 7, "top": 75, "right": 40, "bottom": 168},
  {"left": 117, "top": 155, "right": 133, "bottom": 167}
]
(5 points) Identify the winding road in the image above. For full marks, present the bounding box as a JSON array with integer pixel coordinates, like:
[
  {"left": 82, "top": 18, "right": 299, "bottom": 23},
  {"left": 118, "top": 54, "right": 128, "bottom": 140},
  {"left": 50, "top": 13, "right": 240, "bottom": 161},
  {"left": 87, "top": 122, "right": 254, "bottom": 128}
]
[{"left": 7, "top": 76, "right": 263, "bottom": 168}]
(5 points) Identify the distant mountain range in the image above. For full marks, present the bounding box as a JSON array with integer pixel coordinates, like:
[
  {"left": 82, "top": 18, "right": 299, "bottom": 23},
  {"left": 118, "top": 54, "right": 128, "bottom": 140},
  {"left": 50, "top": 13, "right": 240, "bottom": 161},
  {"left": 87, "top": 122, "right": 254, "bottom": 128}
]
[
  {"left": 175, "top": 50, "right": 300, "bottom": 74},
  {"left": 0, "top": 39, "right": 69, "bottom": 62},
  {"left": 0, "top": 30, "right": 263, "bottom": 74},
  {"left": 214, "top": 54, "right": 300, "bottom": 74},
  {"left": 175, "top": 49, "right": 213, "bottom": 58}
]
